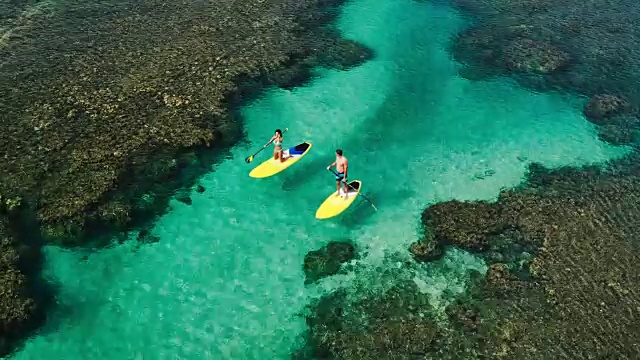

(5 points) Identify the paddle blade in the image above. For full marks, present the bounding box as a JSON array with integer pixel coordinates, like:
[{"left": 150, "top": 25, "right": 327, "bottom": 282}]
[{"left": 245, "top": 155, "right": 253, "bottom": 163}]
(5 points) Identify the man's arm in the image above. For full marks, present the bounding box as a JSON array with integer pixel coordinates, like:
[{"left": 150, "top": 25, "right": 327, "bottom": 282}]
[
  {"left": 327, "top": 161, "right": 336, "bottom": 170},
  {"left": 343, "top": 161, "right": 348, "bottom": 179}
]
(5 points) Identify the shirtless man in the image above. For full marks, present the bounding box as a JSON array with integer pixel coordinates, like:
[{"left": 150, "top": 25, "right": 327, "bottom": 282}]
[{"left": 327, "top": 149, "right": 349, "bottom": 198}]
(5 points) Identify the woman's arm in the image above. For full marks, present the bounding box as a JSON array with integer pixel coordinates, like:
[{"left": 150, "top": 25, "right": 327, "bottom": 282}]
[{"left": 264, "top": 136, "right": 275, "bottom": 147}]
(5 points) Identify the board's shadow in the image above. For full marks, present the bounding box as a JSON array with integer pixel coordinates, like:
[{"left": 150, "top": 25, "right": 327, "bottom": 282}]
[{"left": 279, "top": 154, "right": 333, "bottom": 192}]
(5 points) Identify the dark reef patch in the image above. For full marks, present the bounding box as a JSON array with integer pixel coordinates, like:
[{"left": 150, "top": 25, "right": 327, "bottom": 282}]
[
  {"left": 408, "top": 225, "right": 444, "bottom": 263},
  {"left": 583, "top": 94, "right": 632, "bottom": 123},
  {"left": 303, "top": 240, "right": 357, "bottom": 284},
  {"left": 409, "top": 238, "right": 444, "bottom": 262}
]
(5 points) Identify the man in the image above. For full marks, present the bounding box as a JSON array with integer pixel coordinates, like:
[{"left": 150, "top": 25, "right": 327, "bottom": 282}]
[{"left": 327, "top": 149, "right": 349, "bottom": 198}]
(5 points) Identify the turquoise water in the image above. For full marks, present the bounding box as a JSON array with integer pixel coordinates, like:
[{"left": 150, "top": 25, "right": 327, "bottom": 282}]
[{"left": 9, "top": 0, "right": 629, "bottom": 359}]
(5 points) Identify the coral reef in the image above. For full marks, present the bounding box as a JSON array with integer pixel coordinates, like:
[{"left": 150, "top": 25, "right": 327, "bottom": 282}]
[
  {"left": 408, "top": 225, "right": 444, "bottom": 262},
  {"left": 449, "top": 0, "right": 640, "bottom": 146},
  {"left": 424, "top": 162, "right": 640, "bottom": 358},
  {"left": 303, "top": 241, "right": 356, "bottom": 284},
  {"left": 424, "top": 161, "right": 640, "bottom": 358},
  {"left": 300, "top": 159, "right": 640, "bottom": 359}
]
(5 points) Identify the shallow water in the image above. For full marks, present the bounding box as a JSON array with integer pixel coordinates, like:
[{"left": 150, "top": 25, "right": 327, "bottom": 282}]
[{"left": 8, "top": 0, "right": 629, "bottom": 359}]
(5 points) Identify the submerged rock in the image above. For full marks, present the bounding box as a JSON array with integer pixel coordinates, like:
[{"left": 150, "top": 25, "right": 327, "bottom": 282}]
[
  {"left": 409, "top": 238, "right": 444, "bottom": 262},
  {"left": 583, "top": 94, "right": 631, "bottom": 124},
  {"left": 175, "top": 193, "right": 193, "bottom": 206},
  {"left": 303, "top": 241, "right": 356, "bottom": 284},
  {"left": 502, "top": 38, "right": 570, "bottom": 74},
  {"left": 136, "top": 229, "right": 160, "bottom": 244}
]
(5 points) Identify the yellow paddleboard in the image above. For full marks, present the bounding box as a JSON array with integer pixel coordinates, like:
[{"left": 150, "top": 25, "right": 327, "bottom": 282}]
[
  {"left": 249, "top": 142, "right": 312, "bottom": 178},
  {"left": 315, "top": 180, "right": 362, "bottom": 219}
]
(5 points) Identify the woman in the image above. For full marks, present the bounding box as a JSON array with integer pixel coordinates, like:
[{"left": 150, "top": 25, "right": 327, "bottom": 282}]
[{"left": 265, "top": 129, "right": 287, "bottom": 162}]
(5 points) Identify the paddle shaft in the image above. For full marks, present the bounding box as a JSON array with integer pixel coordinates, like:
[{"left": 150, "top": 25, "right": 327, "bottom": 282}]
[
  {"left": 328, "top": 169, "right": 378, "bottom": 211},
  {"left": 245, "top": 128, "right": 288, "bottom": 163}
]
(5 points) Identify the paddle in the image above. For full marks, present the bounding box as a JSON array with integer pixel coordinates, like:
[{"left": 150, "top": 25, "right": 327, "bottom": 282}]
[
  {"left": 245, "top": 128, "right": 289, "bottom": 163},
  {"left": 328, "top": 168, "right": 378, "bottom": 211}
]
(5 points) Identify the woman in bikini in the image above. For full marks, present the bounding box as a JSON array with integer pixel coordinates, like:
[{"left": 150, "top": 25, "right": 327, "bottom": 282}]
[{"left": 265, "top": 129, "right": 287, "bottom": 162}]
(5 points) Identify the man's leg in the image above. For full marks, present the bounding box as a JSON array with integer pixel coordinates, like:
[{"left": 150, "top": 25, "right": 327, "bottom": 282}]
[
  {"left": 342, "top": 180, "right": 349, "bottom": 198},
  {"left": 336, "top": 172, "right": 344, "bottom": 196}
]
